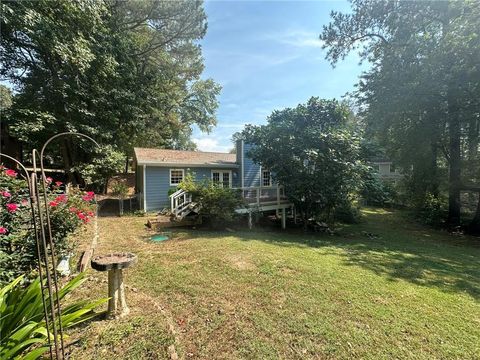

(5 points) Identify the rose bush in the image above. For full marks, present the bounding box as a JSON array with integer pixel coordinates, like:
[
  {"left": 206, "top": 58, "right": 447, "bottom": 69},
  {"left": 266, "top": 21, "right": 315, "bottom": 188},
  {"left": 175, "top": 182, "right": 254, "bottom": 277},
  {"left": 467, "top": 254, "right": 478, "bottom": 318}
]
[{"left": 0, "top": 166, "right": 96, "bottom": 285}]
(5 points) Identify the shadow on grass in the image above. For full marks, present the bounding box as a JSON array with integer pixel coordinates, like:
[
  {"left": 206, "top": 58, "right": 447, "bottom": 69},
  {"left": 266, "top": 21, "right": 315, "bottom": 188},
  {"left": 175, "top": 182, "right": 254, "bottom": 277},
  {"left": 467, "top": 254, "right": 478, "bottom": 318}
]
[{"left": 180, "top": 209, "right": 480, "bottom": 300}]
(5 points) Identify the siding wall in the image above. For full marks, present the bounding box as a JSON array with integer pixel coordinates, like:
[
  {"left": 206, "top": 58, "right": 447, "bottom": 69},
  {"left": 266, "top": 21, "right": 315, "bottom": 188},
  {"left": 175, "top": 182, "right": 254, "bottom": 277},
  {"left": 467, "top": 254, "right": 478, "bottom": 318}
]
[
  {"left": 242, "top": 142, "right": 261, "bottom": 188},
  {"left": 145, "top": 166, "right": 240, "bottom": 211}
]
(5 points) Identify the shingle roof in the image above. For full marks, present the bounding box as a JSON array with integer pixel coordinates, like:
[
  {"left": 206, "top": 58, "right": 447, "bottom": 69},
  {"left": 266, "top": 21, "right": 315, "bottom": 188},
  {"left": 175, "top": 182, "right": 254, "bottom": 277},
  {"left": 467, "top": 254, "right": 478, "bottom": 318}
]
[{"left": 134, "top": 147, "right": 237, "bottom": 167}]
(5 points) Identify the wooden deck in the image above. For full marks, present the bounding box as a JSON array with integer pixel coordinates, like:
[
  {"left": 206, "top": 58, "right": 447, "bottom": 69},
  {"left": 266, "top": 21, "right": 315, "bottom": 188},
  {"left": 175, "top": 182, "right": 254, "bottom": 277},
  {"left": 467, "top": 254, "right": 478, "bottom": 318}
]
[
  {"left": 234, "top": 186, "right": 293, "bottom": 214},
  {"left": 169, "top": 185, "right": 293, "bottom": 228}
]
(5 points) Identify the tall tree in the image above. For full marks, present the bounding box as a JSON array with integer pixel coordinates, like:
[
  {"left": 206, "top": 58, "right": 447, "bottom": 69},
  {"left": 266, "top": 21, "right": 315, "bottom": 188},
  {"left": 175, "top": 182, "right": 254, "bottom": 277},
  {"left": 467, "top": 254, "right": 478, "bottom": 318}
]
[
  {"left": 0, "top": 0, "right": 220, "bottom": 181},
  {"left": 321, "top": 0, "right": 480, "bottom": 227},
  {"left": 242, "top": 98, "right": 364, "bottom": 226}
]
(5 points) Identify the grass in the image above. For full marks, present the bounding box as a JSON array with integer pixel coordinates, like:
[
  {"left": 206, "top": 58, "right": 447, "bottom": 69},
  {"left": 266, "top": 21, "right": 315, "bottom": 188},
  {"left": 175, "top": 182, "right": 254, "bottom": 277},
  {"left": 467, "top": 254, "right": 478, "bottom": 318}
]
[{"left": 68, "top": 208, "right": 480, "bottom": 359}]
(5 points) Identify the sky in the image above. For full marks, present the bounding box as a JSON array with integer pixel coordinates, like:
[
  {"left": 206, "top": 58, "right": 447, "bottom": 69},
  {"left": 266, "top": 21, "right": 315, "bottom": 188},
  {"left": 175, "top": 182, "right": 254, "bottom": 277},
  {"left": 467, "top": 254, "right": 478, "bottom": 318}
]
[{"left": 192, "top": 0, "right": 367, "bottom": 152}]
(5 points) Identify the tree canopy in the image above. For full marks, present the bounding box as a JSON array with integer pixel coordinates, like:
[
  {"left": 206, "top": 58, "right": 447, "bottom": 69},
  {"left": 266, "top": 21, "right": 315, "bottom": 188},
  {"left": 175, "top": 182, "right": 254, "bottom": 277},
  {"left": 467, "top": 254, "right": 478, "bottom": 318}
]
[
  {"left": 1, "top": 0, "right": 220, "bottom": 185},
  {"left": 321, "top": 0, "right": 480, "bottom": 229},
  {"left": 242, "top": 97, "right": 365, "bottom": 224}
]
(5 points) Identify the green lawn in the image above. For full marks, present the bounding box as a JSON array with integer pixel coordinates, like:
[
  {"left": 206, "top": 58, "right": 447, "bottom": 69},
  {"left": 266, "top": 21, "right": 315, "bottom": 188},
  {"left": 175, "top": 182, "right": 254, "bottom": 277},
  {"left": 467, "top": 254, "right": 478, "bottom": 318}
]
[{"left": 68, "top": 208, "right": 480, "bottom": 359}]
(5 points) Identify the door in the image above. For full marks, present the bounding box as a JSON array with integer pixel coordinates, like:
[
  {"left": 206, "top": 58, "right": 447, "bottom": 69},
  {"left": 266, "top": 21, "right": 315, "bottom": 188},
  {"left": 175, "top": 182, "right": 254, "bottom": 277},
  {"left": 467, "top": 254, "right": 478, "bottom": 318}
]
[{"left": 211, "top": 170, "right": 232, "bottom": 188}]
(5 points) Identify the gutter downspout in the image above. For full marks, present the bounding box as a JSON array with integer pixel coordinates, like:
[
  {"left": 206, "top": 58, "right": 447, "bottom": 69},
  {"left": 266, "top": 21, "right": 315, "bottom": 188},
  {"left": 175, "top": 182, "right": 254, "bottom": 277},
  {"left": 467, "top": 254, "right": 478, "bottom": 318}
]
[
  {"left": 143, "top": 165, "right": 147, "bottom": 212},
  {"left": 241, "top": 140, "right": 245, "bottom": 189}
]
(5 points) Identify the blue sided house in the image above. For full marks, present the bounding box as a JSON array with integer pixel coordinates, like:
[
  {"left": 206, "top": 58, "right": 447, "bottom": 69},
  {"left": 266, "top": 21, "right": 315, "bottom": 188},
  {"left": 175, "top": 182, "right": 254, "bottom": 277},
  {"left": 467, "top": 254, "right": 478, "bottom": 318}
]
[{"left": 134, "top": 140, "right": 293, "bottom": 228}]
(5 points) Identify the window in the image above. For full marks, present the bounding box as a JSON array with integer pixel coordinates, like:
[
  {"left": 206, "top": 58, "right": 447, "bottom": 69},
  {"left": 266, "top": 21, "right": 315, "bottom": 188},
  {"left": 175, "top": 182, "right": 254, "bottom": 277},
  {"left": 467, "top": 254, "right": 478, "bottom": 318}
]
[
  {"left": 262, "top": 170, "right": 272, "bottom": 187},
  {"left": 170, "top": 169, "right": 184, "bottom": 186},
  {"left": 390, "top": 164, "right": 396, "bottom": 173},
  {"left": 211, "top": 170, "right": 231, "bottom": 188}
]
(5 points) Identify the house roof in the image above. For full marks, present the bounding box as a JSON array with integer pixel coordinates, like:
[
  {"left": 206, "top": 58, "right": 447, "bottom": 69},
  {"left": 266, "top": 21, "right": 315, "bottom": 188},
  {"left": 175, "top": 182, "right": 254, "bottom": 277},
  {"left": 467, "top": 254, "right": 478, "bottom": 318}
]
[{"left": 134, "top": 147, "right": 238, "bottom": 168}]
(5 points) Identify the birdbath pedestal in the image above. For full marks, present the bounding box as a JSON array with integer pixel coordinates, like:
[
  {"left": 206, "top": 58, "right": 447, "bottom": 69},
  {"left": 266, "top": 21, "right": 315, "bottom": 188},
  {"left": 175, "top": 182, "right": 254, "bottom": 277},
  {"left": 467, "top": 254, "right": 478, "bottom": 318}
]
[{"left": 91, "top": 252, "right": 137, "bottom": 319}]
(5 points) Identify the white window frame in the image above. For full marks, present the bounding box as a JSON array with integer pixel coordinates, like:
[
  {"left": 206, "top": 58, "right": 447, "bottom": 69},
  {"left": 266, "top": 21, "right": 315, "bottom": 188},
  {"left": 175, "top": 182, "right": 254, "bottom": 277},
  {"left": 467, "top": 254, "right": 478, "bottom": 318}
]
[
  {"left": 169, "top": 168, "right": 185, "bottom": 186},
  {"left": 211, "top": 170, "right": 232, "bottom": 188},
  {"left": 262, "top": 169, "right": 273, "bottom": 187}
]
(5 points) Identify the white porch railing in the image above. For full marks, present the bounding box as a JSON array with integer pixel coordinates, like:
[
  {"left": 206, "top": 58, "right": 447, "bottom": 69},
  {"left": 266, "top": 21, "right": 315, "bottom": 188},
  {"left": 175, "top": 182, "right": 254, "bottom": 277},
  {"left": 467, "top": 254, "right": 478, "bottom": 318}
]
[
  {"left": 169, "top": 188, "right": 193, "bottom": 218},
  {"left": 169, "top": 185, "right": 288, "bottom": 218},
  {"left": 232, "top": 185, "right": 288, "bottom": 207}
]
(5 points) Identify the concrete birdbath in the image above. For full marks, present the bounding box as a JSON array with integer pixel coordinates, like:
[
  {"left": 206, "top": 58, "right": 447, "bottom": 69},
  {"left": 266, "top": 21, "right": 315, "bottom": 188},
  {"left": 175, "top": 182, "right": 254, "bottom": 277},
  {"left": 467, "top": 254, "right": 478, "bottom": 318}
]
[{"left": 91, "top": 252, "right": 137, "bottom": 319}]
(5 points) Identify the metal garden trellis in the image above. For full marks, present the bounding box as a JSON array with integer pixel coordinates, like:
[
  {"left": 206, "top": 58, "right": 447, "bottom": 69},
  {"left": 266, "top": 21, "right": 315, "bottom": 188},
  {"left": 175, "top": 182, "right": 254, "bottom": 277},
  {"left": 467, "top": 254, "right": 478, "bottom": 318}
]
[{"left": 0, "top": 132, "right": 98, "bottom": 360}]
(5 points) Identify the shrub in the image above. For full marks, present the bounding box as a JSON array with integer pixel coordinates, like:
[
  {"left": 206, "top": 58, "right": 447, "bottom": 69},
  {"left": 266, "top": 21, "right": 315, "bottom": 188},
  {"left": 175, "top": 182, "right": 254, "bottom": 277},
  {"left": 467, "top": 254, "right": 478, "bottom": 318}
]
[
  {"left": 416, "top": 193, "right": 447, "bottom": 227},
  {"left": 167, "top": 187, "right": 179, "bottom": 197},
  {"left": 111, "top": 182, "right": 129, "bottom": 198},
  {"left": 179, "top": 173, "right": 244, "bottom": 227},
  {"left": 72, "top": 145, "right": 124, "bottom": 193},
  {"left": 0, "top": 166, "right": 96, "bottom": 285},
  {"left": 111, "top": 182, "right": 129, "bottom": 216},
  {"left": 334, "top": 201, "right": 362, "bottom": 224},
  {"left": 360, "top": 172, "right": 398, "bottom": 206},
  {"left": 0, "top": 273, "right": 107, "bottom": 359}
]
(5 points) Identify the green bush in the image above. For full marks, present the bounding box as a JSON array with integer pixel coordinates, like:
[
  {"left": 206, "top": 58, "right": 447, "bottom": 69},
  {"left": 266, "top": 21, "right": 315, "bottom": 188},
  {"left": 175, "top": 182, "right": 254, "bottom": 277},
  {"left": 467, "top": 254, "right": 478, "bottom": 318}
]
[
  {"left": 416, "top": 193, "right": 447, "bottom": 227},
  {"left": 72, "top": 145, "right": 124, "bottom": 193},
  {"left": 0, "top": 272, "right": 107, "bottom": 359},
  {"left": 111, "top": 182, "right": 129, "bottom": 198},
  {"left": 334, "top": 201, "right": 362, "bottom": 224},
  {"left": 167, "top": 187, "right": 179, "bottom": 197},
  {"left": 360, "top": 172, "right": 398, "bottom": 206},
  {"left": 0, "top": 166, "right": 96, "bottom": 285},
  {"left": 179, "top": 174, "right": 244, "bottom": 227}
]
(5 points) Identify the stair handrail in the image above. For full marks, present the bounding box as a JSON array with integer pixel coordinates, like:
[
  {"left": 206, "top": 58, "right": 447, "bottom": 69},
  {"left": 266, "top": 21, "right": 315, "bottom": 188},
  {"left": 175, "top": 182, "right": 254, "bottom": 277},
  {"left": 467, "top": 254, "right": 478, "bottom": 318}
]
[{"left": 169, "top": 188, "right": 193, "bottom": 216}]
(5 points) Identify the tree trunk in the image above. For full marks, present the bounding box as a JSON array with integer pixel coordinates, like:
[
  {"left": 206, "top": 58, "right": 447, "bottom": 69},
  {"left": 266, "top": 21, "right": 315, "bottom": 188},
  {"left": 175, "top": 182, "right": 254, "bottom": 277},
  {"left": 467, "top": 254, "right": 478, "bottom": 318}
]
[
  {"left": 301, "top": 210, "right": 308, "bottom": 231},
  {"left": 466, "top": 118, "right": 479, "bottom": 213},
  {"left": 103, "top": 177, "right": 109, "bottom": 195},
  {"left": 447, "top": 93, "right": 461, "bottom": 227},
  {"left": 61, "top": 139, "right": 75, "bottom": 184},
  {"left": 468, "top": 193, "right": 480, "bottom": 235},
  {"left": 429, "top": 142, "right": 439, "bottom": 197},
  {"left": 125, "top": 155, "right": 129, "bottom": 173}
]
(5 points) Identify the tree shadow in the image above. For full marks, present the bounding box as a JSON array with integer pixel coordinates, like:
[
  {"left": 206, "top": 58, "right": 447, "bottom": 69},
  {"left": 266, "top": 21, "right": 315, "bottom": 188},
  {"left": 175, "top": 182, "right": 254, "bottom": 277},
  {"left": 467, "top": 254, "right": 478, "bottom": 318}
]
[
  {"left": 333, "top": 241, "right": 480, "bottom": 300},
  {"left": 179, "top": 209, "right": 480, "bottom": 300}
]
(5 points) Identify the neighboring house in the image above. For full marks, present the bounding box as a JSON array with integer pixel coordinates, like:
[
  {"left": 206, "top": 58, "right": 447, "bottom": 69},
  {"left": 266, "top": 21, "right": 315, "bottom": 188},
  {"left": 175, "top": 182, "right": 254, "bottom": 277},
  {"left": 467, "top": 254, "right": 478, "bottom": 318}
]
[
  {"left": 370, "top": 158, "right": 403, "bottom": 184},
  {"left": 134, "top": 140, "right": 292, "bottom": 227}
]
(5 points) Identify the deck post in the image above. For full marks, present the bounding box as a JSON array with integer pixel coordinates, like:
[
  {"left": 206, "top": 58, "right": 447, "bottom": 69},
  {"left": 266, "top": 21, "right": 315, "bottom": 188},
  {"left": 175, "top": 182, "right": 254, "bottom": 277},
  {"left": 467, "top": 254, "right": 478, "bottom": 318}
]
[
  {"left": 248, "top": 211, "right": 253, "bottom": 229},
  {"left": 281, "top": 208, "right": 286, "bottom": 230},
  {"left": 276, "top": 185, "right": 280, "bottom": 207}
]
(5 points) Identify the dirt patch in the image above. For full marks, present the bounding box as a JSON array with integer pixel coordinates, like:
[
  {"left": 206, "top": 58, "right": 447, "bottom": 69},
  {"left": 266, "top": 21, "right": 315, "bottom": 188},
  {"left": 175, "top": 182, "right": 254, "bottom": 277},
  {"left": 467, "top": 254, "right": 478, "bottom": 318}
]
[{"left": 225, "top": 254, "right": 256, "bottom": 271}]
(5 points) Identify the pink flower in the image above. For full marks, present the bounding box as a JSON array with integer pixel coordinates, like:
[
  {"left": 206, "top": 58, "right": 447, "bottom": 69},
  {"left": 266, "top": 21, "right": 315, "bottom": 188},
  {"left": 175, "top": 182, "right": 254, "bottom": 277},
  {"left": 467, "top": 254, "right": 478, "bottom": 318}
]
[
  {"left": 49, "top": 201, "right": 58, "bottom": 207},
  {"left": 0, "top": 227, "right": 7, "bottom": 234},
  {"left": 1, "top": 191, "right": 11, "bottom": 198},
  {"left": 69, "top": 207, "right": 77, "bottom": 213},
  {"left": 55, "top": 194, "right": 67, "bottom": 203},
  {"left": 21, "top": 199, "right": 29, "bottom": 206},
  {"left": 46, "top": 177, "right": 53, "bottom": 183},
  {"left": 55, "top": 181, "right": 63, "bottom": 187},
  {"left": 6, "top": 203, "right": 18, "bottom": 213},
  {"left": 82, "top": 191, "right": 95, "bottom": 202},
  {"left": 77, "top": 212, "right": 87, "bottom": 221},
  {"left": 5, "top": 169, "right": 17, "bottom": 178},
  {"left": 87, "top": 211, "right": 95, "bottom": 217}
]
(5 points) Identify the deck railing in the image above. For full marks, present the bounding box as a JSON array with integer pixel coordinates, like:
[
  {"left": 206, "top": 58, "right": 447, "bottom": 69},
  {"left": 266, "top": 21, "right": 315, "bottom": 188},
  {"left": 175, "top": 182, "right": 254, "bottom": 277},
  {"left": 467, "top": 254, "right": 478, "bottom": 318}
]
[
  {"left": 169, "top": 188, "right": 192, "bottom": 217},
  {"left": 233, "top": 185, "right": 288, "bottom": 207},
  {"left": 169, "top": 185, "right": 288, "bottom": 216}
]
